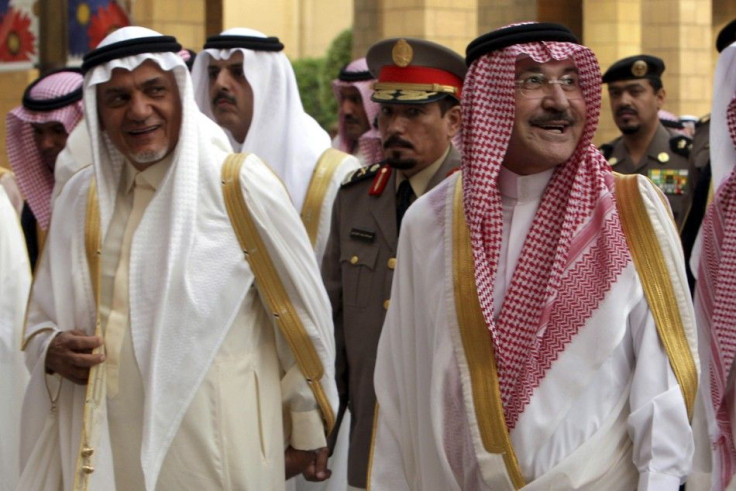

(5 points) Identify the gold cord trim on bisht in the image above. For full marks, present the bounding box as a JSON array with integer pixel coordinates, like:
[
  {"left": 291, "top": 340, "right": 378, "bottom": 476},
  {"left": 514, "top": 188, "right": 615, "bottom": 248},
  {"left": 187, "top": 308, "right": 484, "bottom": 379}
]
[
  {"left": 452, "top": 177, "right": 525, "bottom": 489},
  {"left": 222, "top": 153, "right": 335, "bottom": 434},
  {"left": 301, "top": 148, "right": 346, "bottom": 247},
  {"left": 74, "top": 179, "right": 106, "bottom": 490},
  {"left": 614, "top": 173, "right": 697, "bottom": 419}
]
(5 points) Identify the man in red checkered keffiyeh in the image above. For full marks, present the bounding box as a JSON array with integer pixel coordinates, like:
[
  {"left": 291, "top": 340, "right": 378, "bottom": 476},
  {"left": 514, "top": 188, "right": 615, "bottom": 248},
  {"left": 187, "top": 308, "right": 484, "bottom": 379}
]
[
  {"left": 690, "top": 36, "right": 736, "bottom": 491},
  {"left": 5, "top": 68, "right": 84, "bottom": 269},
  {"left": 370, "top": 23, "right": 696, "bottom": 490}
]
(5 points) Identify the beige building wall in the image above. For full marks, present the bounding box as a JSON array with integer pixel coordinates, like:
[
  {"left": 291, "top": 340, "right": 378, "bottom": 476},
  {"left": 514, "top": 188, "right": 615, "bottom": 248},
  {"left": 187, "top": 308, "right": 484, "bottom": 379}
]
[
  {"left": 584, "top": 0, "right": 643, "bottom": 144},
  {"left": 354, "top": 0, "right": 477, "bottom": 60},
  {"left": 221, "top": 0, "right": 352, "bottom": 59},
  {"left": 132, "top": 0, "right": 206, "bottom": 51}
]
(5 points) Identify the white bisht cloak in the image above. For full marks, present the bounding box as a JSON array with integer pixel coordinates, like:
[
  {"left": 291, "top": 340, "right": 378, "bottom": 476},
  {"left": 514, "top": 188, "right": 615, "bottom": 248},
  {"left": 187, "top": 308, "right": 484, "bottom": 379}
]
[
  {"left": 370, "top": 172, "right": 695, "bottom": 490},
  {"left": 20, "top": 26, "right": 337, "bottom": 491},
  {"left": 0, "top": 185, "right": 31, "bottom": 491}
]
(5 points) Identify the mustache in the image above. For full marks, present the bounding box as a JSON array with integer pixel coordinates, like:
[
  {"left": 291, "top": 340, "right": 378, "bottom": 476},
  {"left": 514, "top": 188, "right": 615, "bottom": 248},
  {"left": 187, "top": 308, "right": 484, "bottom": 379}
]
[
  {"left": 383, "top": 135, "right": 414, "bottom": 150},
  {"left": 343, "top": 114, "right": 360, "bottom": 124},
  {"left": 530, "top": 111, "right": 575, "bottom": 126},
  {"left": 616, "top": 106, "right": 637, "bottom": 117},
  {"left": 212, "top": 91, "right": 237, "bottom": 106}
]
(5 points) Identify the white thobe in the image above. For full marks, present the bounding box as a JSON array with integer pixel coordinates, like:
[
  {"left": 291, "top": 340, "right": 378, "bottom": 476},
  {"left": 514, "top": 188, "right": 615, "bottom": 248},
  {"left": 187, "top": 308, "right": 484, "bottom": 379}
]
[
  {"left": 0, "top": 186, "right": 31, "bottom": 491},
  {"left": 370, "top": 171, "right": 693, "bottom": 490}
]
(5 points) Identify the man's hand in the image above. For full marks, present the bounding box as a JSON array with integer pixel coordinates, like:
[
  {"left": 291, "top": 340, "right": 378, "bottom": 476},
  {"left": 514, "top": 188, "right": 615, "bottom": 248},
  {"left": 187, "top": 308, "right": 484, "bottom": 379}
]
[
  {"left": 301, "top": 447, "right": 331, "bottom": 482},
  {"left": 284, "top": 446, "right": 331, "bottom": 481},
  {"left": 45, "top": 330, "right": 104, "bottom": 385}
]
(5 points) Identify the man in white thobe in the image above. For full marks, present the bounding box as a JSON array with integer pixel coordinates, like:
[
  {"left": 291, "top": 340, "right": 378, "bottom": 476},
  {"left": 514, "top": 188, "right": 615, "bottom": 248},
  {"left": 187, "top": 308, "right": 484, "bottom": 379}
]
[
  {"left": 689, "top": 34, "right": 736, "bottom": 491},
  {"left": 0, "top": 186, "right": 31, "bottom": 491},
  {"left": 20, "top": 26, "right": 337, "bottom": 490},
  {"left": 369, "top": 22, "right": 697, "bottom": 490},
  {"left": 191, "top": 28, "right": 359, "bottom": 262}
]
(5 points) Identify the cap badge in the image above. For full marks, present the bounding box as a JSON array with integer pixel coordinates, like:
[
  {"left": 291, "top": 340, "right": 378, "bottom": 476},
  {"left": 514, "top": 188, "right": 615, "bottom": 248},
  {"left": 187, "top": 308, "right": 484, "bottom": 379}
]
[
  {"left": 631, "top": 60, "right": 648, "bottom": 77},
  {"left": 392, "top": 39, "right": 413, "bottom": 67},
  {"left": 657, "top": 152, "right": 670, "bottom": 163}
]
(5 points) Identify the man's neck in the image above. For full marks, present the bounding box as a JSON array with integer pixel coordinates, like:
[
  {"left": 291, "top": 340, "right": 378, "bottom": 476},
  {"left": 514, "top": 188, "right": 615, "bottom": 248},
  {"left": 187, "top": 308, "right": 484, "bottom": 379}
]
[{"left": 621, "top": 121, "right": 659, "bottom": 165}]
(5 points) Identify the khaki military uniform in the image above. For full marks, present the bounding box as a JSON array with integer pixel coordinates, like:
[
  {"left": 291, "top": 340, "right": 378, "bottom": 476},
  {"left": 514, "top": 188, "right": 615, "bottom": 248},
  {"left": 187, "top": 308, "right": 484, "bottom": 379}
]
[
  {"left": 321, "top": 146, "right": 460, "bottom": 488},
  {"left": 601, "top": 123, "right": 692, "bottom": 229}
]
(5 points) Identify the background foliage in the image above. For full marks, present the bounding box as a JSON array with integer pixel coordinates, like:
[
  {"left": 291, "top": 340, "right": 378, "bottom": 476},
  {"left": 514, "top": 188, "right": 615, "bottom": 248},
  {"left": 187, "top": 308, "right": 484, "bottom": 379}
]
[{"left": 292, "top": 29, "right": 353, "bottom": 135}]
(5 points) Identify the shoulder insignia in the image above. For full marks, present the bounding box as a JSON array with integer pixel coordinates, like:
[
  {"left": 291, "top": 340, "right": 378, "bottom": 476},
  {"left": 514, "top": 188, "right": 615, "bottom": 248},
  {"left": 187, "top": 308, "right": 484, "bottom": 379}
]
[
  {"left": 669, "top": 135, "right": 692, "bottom": 158},
  {"left": 696, "top": 113, "right": 710, "bottom": 127},
  {"left": 369, "top": 165, "right": 392, "bottom": 196},
  {"left": 341, "top": 163, "right": 381, "bottom": 187},
  {"left": 599, "top": 143, "right": 614, "bottom": 160}
]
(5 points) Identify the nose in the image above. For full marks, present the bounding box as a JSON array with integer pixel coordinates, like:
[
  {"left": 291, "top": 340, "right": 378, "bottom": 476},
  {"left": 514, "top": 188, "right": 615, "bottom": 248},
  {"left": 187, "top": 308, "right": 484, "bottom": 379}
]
[
  {"left": 215, "top": 69, "right": 233, "bottom": 91},
  {"left": 128, "top": 92, "right": 153, "bottom": 121},
  {"left": 38, "top": 133, "right": 58, "bottom": 152},
  {"left": 341, "top": 98, "right": 355, "bottom": 116},
  {"left": 542, "top": 83, "right": 571, "bottom": 111}
]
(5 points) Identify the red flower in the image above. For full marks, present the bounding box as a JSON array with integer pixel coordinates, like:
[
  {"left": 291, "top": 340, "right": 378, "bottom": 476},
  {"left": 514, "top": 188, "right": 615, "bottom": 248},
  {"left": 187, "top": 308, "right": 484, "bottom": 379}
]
[
  {"left": 87, "top": 1, "right": 129, "bottom": 50},
  {"left": 0, "top": 7, "right": 36, "bottom": 62}
]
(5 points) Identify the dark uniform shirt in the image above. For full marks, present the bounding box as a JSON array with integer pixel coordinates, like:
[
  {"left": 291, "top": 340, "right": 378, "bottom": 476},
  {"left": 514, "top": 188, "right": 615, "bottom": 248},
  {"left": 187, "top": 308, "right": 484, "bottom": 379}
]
[
  {"left": 321, "top": 146, "right": 460, "bottom": 488},
  {"left": 601, "top": 123, "right": 692, "bottom": 229}
]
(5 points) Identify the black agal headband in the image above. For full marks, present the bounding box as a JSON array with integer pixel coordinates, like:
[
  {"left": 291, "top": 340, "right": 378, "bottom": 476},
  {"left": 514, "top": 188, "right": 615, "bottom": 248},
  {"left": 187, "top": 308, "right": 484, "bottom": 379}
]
[
  {"left": 22, "top": 68, "right": 83, "bottom": 112},
  {"left": 338, "top": 64, "right": 373, "bottom": 82},
  {"left": 203, "top": 35, "right": 284, "bottom": 52},
  {"left": 81, "top": 35, "right": 182, "bottom": 74},
  {"left": 466, "top": 23, "right": 579, "bottom": 66}
]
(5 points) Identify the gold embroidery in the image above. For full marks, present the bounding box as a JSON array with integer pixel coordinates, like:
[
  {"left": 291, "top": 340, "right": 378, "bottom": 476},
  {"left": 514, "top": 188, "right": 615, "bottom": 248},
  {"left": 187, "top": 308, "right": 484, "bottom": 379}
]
[
  {"left": 452, "top": 178, "right": 525, "bottom": 489},
  {"left": 222, "top": 154, "right": 336, "bottom": 434},
  {"left": 614, "top": 173, "right": 698, "bottom": 419},
  {"left": 301, "top": 148, "right": 347, "bottom": 246}
]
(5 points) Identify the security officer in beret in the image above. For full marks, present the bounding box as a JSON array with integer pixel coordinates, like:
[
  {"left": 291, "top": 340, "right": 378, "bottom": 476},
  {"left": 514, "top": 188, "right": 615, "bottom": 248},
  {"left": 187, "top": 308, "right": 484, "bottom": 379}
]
[
  {"left": 680, "top": 18, "right": 736, "bottom": 291},
  {"left": 320, "top": 37, "right": 464, "bottom": 490},
  {"left": 600, "top": 54, "right": 692, "bottom": 229}
]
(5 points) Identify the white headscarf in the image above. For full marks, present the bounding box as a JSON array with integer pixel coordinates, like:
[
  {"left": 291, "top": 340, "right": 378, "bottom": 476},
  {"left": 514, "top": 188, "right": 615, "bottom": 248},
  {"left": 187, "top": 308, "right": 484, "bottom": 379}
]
[
  {"left": 191, "top": 27, "right": 331, "bottom": 210},
  {"left": 83, "top": 25, "right": 255, "bottom": 488},
  {"left": 694, "top": 38, "right": 736, "bottom": 487}
]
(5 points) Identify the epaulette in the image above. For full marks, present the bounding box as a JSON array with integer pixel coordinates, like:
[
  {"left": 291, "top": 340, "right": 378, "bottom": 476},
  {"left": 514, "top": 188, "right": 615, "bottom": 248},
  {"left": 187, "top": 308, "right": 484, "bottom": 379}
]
[
  {"left": 599, "top": 143, "right": 614, "bottom": 160},
  {"left": 341, "top": 162, "right": 382, "bottom": 187},
  {"left": 696, "top": 113, "right": 710, "bottom": 128},
  {"left": 670, "top": 134, "right": 692, "bottom": 158}
]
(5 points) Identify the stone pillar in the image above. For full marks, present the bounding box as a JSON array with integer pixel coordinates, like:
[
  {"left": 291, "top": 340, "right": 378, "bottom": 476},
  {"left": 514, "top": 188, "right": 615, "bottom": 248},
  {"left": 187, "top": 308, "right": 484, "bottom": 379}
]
[
  {"left": 641, "top": 0, "right": 713, "bottom": 122},
  {"left": 478, "top": 0, "right": 536, "bottom": 33},
  {"left": 132, "top": 0, "right": 206, "bottom": 50},
  {"left": 583, "top": 0, "right": 643, "bottom": 144},
  {"left": 354, "top": 0, "right": 477, "bottom": 59}
]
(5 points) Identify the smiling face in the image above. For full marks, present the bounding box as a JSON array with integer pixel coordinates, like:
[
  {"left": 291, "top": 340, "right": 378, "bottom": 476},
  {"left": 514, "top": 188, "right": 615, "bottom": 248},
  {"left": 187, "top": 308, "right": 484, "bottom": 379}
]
[
  {"left": 607, "top": 79, "right": 663, "bottom": 136},
  {"left": 207, "top": 51, "right": 254, "bottom": 144},
  {"left": 502, "top": 57, "right": 586, "bottom": 175},
  {"left": 96, "top": 60, "right": 182, "bottom": 169}
]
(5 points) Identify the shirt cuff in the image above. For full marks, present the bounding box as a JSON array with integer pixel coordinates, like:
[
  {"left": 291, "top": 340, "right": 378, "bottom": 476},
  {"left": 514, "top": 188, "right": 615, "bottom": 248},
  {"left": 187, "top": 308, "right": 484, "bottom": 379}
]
[
  {"left": 290, "top": 408, "right": 327, "bottom": 450},
  {"left": 638, "top": 470, "right": 682, "bottom": 491}
]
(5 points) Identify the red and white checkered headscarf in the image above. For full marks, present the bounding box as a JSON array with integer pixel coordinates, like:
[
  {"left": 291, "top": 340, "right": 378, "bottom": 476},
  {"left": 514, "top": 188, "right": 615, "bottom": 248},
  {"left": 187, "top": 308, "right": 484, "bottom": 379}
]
[
  {"left": 462, "top": 29, "right": 630, "bottom": 429},
  {"left": 331, "top": 58, "right": 382, "bottom": 165},
  {"left": 695, "top": 40, "right": 736, "bottom": 486},
  {"left": 6, "top": 70, "right": 83, "bottom": 229}
]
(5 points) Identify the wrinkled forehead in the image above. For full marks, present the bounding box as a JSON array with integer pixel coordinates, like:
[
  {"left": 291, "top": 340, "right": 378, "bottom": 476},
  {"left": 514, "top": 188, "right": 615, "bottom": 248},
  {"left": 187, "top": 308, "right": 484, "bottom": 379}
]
[
  {"left": 514, "top": 55, "right": 578, "bottom": 75},
  {"left": 96, "top": 60, "right": 178, "bottom": 93}
]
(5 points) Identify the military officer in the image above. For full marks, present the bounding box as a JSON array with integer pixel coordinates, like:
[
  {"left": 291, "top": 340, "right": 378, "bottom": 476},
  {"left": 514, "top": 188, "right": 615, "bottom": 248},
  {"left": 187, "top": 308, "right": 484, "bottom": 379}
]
[
  {"left": 320, "top": 38, "right": 464, "bottom": 490},
  {"left": 600, "top": 54, "right": 692, "bottom": 229}
]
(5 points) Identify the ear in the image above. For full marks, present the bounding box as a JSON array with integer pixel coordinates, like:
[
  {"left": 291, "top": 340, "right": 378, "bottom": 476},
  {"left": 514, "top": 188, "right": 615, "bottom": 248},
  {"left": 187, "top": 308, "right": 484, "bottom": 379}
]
[
  {"left": 655, "top": 87, "right": 666, "bottom": 108},
  {"left": 445, "top": 105, "right": 462, "bottom": 138}
]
